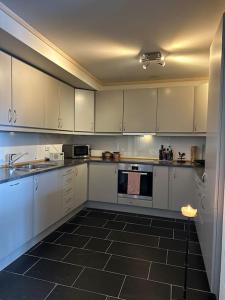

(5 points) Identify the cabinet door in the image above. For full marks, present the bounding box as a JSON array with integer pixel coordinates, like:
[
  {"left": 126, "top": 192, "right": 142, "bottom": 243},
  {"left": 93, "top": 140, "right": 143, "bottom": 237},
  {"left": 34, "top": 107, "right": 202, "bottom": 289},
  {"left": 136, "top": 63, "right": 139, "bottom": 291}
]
[
  {"left": 153, "top": 167, "right": 169, "bottom": 209},
  {"left": 89, "top": 163, "right": 118, "bottom": 203},
  {"left": 0, "top": 177, "right": 33, "bottom": 260},
  {"left": 123, "top": 89, "right": 157, "bottom": 133},
  {"left": 95, "top": 90, "right": 123, "bottom": 132},
  {"left": 169, "top": 167, "right": 194, "bottom": 211},
  {"left": 33, "top": 170, "right": 61, "bottom": 236},
  {"left": 59, "top": 82, "right": 74, "bottom": 131},
  {"left": 44, "top": 75, "right": 60, "bottom": 130},
  {"left": 12, "top": 58, "right": 45, "bottom": 128},
  {"left": 194, "top": 83, "right": 208, "bottom": 133},
  {"left": 157, "top": 86, "right": 194, "bottom": 132},
  {"left": 75, "top": 89, "right": 94, "bottom": 132},
  {"left": 61, "top": 167, "right": 76, "bottom": 216},
  {"left": 0, "top": 51, "right": 11, "bottom": 126},
  {"left": 74, "top": 163, "right": 88, "bottom": 207}
]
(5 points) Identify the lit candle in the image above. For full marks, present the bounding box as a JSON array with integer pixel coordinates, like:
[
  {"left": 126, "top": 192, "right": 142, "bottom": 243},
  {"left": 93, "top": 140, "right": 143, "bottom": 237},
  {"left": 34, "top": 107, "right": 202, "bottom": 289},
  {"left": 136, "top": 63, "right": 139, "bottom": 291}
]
[{"left": 181, "top": 205, "right": 197, "bottom": 218}]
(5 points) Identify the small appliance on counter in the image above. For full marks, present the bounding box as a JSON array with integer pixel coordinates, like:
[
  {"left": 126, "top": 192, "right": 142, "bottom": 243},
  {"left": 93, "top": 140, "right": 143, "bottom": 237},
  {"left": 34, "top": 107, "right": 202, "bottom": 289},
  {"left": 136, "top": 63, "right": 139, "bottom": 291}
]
[
  {"left": 49, "top": 152, "right": 64, "bottom": 161},
  {"left": 102, "top": 151, "right": 113, "bottom": 160},
  {"left": 62, "top": 144, "right": 90, "bottom": 159}
]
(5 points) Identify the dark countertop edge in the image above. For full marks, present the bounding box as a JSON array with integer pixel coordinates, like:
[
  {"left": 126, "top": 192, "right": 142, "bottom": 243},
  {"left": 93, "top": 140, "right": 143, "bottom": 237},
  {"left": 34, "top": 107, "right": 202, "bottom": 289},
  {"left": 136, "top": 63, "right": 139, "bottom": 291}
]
[
  {"left": 0, "top": 159, "right": 88, "bottom": 184},
  {"left": 0, "top": 158, "right": 199, "bottom": 185}
]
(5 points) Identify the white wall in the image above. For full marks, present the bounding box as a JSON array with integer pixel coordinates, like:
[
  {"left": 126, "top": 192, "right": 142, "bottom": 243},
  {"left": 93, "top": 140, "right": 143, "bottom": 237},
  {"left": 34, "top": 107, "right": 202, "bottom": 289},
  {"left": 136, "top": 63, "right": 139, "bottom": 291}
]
[
  {"left": 0, "top": 131, "right": 205, "bottom": 165},
  {"left": 74, "top": 135, "right": 205, "bottom": 160},
  {"left": 0, "top": 132, "right": 74, "bottom": 165}
]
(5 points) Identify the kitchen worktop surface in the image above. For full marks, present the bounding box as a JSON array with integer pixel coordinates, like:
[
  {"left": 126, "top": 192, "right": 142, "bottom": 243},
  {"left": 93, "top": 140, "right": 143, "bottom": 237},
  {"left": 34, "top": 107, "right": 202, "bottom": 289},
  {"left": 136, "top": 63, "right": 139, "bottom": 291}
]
[{"left": 0, "top": 157, "right": 198, "bottom": 184}]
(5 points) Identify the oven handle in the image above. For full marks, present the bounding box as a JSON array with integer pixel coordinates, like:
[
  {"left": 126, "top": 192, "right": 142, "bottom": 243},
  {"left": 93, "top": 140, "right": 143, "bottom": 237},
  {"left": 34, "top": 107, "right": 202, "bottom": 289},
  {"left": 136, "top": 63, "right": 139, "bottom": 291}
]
[{"left": 121, "top": 171, "right": 148, "bottom": 175}]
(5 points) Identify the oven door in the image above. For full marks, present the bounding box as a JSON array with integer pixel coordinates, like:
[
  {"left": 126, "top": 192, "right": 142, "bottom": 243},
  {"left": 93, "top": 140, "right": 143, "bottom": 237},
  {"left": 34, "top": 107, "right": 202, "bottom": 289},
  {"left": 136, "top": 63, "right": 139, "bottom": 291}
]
[{"left": 118, "top": 166, "right": 153, "bottom": 201}]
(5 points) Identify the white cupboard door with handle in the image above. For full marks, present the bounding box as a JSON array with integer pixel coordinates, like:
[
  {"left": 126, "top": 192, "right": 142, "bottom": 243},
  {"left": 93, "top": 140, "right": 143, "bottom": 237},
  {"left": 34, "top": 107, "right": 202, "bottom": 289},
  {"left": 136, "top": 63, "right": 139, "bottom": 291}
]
[
  {"left": 12, "top": 58, "right": 45, "bottom": 128},
  {"left": 153, "top": 166, "right": 169, "bottom": 209},
  {"left": 0, "top": 177, "right": 33, "bottom": 261},
  {"left": 0, "top": 51, "right": 12, "bottom": 126},
  {"left": 59, "top": 82, "right": 74, "bottom": 131},
  {"left": 95, "top": 90, "right": 123, "bottom": 133},
  {"left": 74, "top": 163, "right": 88, "bottom": 207},
  {"left": 194, "top": 83, "right": 208, "bottom": 133},
  {"left": 75, "top": 89, "right": 95, "bottom": 132},
  {"left": 88, "top": 163, "right": 118, "bottom": 203},
  {"left": 169, "top": 167, "right": 194, "bottom": 211},
  {"left": 44, "top": 75, "right": 60, "bottom": 130},
  {"left": 123, "top": 89, "right": 157, "bottom": 133},
  {"left": 33, "top": 170, "right": 61, "bottom": 236},
  {"left": 157, "top": 86, "right": 194, "bottom": 132}
]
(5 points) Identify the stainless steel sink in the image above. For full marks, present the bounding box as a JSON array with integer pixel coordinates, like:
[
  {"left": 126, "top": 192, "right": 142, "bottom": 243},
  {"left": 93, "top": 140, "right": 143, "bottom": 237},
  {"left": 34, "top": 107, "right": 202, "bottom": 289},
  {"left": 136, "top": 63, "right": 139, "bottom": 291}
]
[{"left": 13, "top": 163, "right": 57, "bottom": 172}]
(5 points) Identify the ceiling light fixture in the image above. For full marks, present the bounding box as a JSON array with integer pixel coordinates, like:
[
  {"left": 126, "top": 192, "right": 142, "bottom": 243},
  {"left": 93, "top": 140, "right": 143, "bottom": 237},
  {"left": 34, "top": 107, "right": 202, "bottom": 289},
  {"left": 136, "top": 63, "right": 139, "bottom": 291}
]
[{"left": 139, "top": 51, "right": 166, "bottom": 70}]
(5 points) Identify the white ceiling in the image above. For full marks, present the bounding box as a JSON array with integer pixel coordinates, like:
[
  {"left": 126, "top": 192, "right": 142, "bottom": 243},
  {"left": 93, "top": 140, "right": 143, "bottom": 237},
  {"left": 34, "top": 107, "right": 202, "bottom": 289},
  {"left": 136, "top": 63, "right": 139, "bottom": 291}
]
[{"left": 1, "top": 0, "right": 225, "bottom": 84}]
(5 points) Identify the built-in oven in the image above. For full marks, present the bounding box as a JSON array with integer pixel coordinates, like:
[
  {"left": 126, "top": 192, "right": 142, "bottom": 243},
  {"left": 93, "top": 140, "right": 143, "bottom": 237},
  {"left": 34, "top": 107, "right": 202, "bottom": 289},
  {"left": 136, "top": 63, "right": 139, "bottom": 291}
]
[{"left": 118, "top": 163, "right": 153, "bottom": 202}]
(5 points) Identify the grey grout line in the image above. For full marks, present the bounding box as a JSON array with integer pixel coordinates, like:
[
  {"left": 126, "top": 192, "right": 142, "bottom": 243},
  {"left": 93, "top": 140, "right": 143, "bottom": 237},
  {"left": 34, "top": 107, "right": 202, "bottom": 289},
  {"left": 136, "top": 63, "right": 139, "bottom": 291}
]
[
  {"left": 72, "top": 266, "right": 86, "bottom": 287},
  {"left": 170, "top": 284, "right": 173, "bottom": 300},
  {"left": 118, "top": 275, "right": 127, "bottom": 299},
  {"left": 71, "top": 224, "right": 80, "bottom": 234},
  {"left": 61, "top": 247, "right": 74, "bottom": 261},
  {"left": 104, "top": 241, "right": 113, "bottom": 253},
  {"left": 147, "top": 261, "right": 152, "bottom": 280},
  {"left": 103, "top": 254, "right": 112, "bottom": 270},
  {"left": 25, "top": 248, "right": 205, "bottom": 273},
  {"left": 122, "top": 222, "right": 127, "bottom": 231},
  {"left": 166, "top": 250, "right": 169, "bottom": 264},
  {"left": 157, "top": 236, "right": 160, "bottom": 247},
  {"left": 43, "top": 283, "right": 58, "bottom": 300},
  {"left": 51, "top": 232, "right": 64, "bottom": 244},
  {"left": 81, "top": 236, "right": 92, "bottom": 249},
  {"left": 105, "top": 230, "right": 113, "bottom": 240},
  {"left": 23, "top": 257, "right": 41, "bottom": 275}
]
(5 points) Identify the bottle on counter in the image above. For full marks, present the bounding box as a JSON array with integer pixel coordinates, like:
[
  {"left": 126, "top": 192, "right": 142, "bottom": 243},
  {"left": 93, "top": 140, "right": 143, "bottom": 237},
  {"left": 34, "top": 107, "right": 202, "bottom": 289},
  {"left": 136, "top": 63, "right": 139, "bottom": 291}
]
[
  {"left": 168, "top": 145, "right": 174, "bottom": 161},
  {"left": 159, "top": 145, "right": 164, "bottom": 160}
]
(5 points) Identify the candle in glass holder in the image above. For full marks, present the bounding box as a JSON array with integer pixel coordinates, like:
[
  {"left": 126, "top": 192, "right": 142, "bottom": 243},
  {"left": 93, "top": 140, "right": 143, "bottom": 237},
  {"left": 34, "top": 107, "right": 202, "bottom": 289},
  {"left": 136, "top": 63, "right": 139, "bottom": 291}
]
[{"left": 181, "top": 205, "right": 197, "bottom": 218}]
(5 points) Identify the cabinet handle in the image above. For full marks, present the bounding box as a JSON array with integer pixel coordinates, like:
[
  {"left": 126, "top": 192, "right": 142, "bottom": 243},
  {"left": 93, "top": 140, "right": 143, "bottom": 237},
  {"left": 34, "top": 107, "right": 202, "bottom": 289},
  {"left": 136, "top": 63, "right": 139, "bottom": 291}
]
[
  {"left": 13, "top": 109, "right": 17, "bottom": 123},
  {"left": 10, "top": 182, "right": 19, "bottom": 187},
  {"left": 8, "top": 108, "right": 12, "bottom": 123}
]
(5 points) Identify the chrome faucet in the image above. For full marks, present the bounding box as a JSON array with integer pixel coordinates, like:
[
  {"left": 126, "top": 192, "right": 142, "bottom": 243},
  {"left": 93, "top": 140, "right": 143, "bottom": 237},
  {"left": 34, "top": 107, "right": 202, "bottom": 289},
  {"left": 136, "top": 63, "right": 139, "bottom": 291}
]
[{"left": 8, "top": 152, "right": 28, "bottom": 168}]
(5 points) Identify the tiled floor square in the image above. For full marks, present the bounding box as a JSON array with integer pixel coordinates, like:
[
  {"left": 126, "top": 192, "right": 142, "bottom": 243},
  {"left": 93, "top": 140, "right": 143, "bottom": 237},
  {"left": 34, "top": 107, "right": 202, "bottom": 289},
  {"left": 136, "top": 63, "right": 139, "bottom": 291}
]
[
  {"left": 69, "top": 216, "right": 107, "bottom": 227},
  {"left": 4, "top": 255, "right": 39, "bottom": 274},
  {"left": 105, "top": 255, "right": 150, "bottom": 278},
  {"left": 172, "top": 285, "right": 216, "bottom": 300},
  {"left": 75, "top": 225, "right": 111, "bottom": 238},
  {"left": 56, "top": 223, "right": 79, "bottom": 233},
  {"left": 168, "top": 250, "right": 205, "bottom": 270},
  {"left": 84, "top": 237, "right": 111, "bottom": 252},
  {"left": 75, "top": 268, "right": 124, "bottom": 297},
  {"left": 120, "top": 276, "right": 171, "bottom": 300},
  {"left": 115, "top": 214, "right": 151, "bottom": 225},
  {"left": 104, "top": 220, "right": 126, "bottom": 230},
  {"left": 26, "top": 258, "right": 82, "bottom": 285},
  {"left": 29, "top": 242, "right": 72, "bottom": 260},
  {"left": 54, "top": 233, "right": 89, "bottom": 248},
  {"left": 63, "top": 247, "right": 110, "bottom": 269}
]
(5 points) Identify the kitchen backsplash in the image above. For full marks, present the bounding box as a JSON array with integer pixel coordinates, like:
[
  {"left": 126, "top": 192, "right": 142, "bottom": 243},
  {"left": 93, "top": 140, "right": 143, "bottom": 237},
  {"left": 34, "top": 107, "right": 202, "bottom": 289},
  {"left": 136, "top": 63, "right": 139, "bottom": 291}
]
[{"left": 0, "top": 131, "right": 205, "bottom": 165}]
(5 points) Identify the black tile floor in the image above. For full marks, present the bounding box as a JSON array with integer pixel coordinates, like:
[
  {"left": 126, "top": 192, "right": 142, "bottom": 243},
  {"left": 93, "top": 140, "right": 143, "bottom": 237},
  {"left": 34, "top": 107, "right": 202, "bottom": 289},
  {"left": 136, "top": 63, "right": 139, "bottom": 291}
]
[{"left": 0, "top": 208, "right": 217, "bottom": 300}]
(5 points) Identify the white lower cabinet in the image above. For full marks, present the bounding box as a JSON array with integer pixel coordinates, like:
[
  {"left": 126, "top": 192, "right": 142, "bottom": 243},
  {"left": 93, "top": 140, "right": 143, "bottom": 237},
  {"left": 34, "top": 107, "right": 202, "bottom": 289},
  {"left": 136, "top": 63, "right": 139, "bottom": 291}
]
[
  {"left": 88, "top": 163, "right": 118, "bottom": 203},
  {"left": 61, "top": 167, "right": 76, "bottom": 216},
  {"left": 33, "top": 170, "right": 61, "bottom": 236},
  {"left": 153, "top": 166, "right": 169, "bottom": 209},
  {"left": 0, "top": 177, "right": 33, "bottom": 261},
  {"left": 74, "top": 163, "right": 88, "bottom": 207},
  {"left": 169, "top": 167, "right": 194, "bottom": 211}
]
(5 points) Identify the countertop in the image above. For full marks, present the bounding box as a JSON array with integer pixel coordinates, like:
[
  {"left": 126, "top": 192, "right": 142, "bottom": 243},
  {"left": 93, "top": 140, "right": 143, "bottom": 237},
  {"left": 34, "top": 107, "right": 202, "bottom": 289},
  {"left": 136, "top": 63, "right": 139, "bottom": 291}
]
[
  {"left": 0, "top": 157, "right": 199, "bottom": 185},
  {"left": 0, "top": 159, "right": 88, "bottom": 184}
]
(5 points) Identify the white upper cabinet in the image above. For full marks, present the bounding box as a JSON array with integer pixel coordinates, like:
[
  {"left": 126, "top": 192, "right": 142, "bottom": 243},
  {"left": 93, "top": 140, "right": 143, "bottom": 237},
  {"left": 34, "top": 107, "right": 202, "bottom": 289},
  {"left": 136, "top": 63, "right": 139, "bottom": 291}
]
[
  {"left": 44, "top": 75, "right": 60, "bottom": 130},
  {"left": 95, "top": 90, "right": 123, "bottom": 133},
  {"left": 12, "top": 58, "right": 45, "bottom": 128},
  {"left": 123, "top": 89, "right": 157, "bottom": 133},
  {"left": 194, "top": 83, "right": 208, "bottom": 133},
  {"left": 157, "top": 86, "right": 195, "bottom": 132},
  {"left": 0, "top": 51, "right": 11, "bottom": 126},
  {"left": 59, "top": 82, "right": 74, "bottom": 131},
  {"left": 75, "top": 89, "right": 94, "bottom": 132}
]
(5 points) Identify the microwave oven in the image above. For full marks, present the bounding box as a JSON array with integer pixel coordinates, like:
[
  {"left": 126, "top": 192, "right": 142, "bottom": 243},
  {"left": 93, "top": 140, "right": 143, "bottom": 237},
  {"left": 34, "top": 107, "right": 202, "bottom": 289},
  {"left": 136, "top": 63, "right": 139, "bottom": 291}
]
[{"left": 62, "top": 144, "right": 90, "bottom": 159}]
